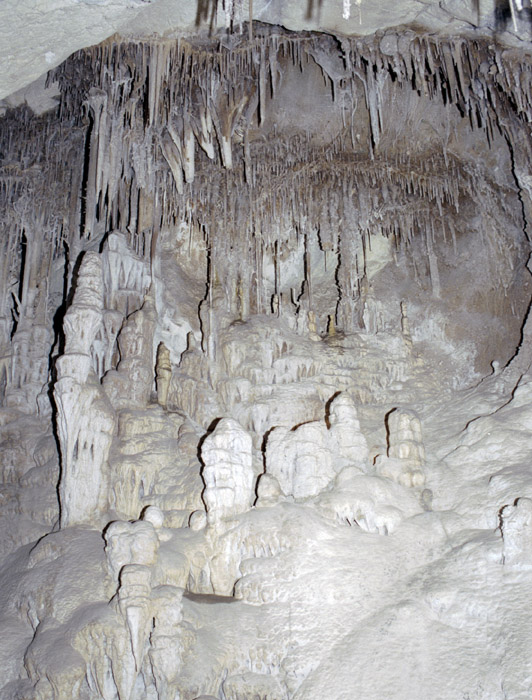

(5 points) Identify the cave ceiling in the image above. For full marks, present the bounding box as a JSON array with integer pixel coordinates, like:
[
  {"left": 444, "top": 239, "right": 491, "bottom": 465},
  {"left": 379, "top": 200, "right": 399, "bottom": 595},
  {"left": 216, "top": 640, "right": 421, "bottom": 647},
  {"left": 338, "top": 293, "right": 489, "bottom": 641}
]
[
  {"left": 1, "top": 4, "right": 532, "bottom": 380},
  {"left": 3, "top": 3, "right": 532, "bottom": 698},
  {"left": 1, "top": 0, "right": 532, "bottom": 102}
]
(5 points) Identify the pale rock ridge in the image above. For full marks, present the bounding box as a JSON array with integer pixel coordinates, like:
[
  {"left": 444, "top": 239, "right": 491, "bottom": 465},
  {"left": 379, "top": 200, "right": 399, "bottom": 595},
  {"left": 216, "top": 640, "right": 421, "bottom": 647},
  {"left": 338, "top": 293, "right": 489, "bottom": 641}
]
[
  {"left": 54, "top": 252, "right": 116, "bottom": 528},
  {"left": 318, "top": 467, "right": 422, "bottom": 534},
  {"left": 265, "top": 392, "right": 368, "bottom": 499},
  {"left": 375, "top": 408, "right": 426, "bottom": 487},
  {"left": 54, "top": 231, "right": 153, "bottom": 528},
  {"left": 501, "top": 497, "right": 532, "bottom": 567},
  {"left": 201, "top": 418, "right": 255, "bottom": 525},
  {"left": 155, "top": 342, "right": 171, "bottom": 409}
]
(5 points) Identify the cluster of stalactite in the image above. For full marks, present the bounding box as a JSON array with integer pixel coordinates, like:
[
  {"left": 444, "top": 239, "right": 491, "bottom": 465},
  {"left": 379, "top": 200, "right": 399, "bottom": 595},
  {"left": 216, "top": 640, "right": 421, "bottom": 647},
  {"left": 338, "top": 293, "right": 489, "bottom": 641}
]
[
  {"left": 0, "top": 24, "right": 530, "bottom": 401},
  {"left": 0, "top": 107, "right": 85, "bottom": 331}
]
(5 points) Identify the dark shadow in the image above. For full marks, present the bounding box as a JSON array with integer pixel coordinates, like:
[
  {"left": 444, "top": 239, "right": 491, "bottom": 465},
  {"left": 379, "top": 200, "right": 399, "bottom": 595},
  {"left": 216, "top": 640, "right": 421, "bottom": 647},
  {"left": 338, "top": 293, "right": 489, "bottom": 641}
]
[
  {"left": 290, "top": 420, "right": 314, "bottom": 432},
  {"left": 9, "top": 232, "right": 27, "bottom": 340},
  {"left": 494, "top": 0, "right": 513, "bottom": 31},
  {"left": 49, "top": 247, "right": 85, "bottom": 364},
  {"left": 195, "top": 0, "right": 218, "bottom": 34},
  {"left": 197, "top": 416, "right": 223, "bottom": 511},
  {"left": 497, "top": 501, "right": 511, "bottom": 531},
  {"left": 324, "top": 391, "right": 342, "bottom": 429},
  {"left": 98, "top": 230, "right": 110, "bottom": 254},
  {"left": 47, "top": 248, "right": 87, "bottom": 529},
  {"left": 101, "top": 520, "right": 117, "bottom": 540},
  {"left": 260, "top": 427, "right": 275, "bottom": 469},
  {"left": 384, "top": 407, "right": 398, "bottom": 452},
  {"left": 253, "top": 426, "right": 277, "bottom": 505},
  {"left": 79, "top": 110, "right": 93, "bottom": 239},
  {"left": 508, "top": 289, "right": 532, "bottom": 367},
  {"left": 197, "top": 416, "right": 223, "bottom": 467},
  {"left": 49, "top": 243, "right": 69, "bottom": 365},
  {"left": 494, "top": 0, "right": 532, "bottom": 32},
  {"left": 184, "top": 591, "right": 237, "bottom": 604},
  {"left": 306, "top": 0, "right": 323, "bottom": 21}
]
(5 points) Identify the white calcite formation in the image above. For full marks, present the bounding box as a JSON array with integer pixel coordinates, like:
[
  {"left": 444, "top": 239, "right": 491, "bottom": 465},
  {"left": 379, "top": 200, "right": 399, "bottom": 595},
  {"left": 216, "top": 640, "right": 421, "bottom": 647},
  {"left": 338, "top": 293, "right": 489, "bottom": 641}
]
[
  {"left": 54, "top": 252, "right": 116, "bottom": 528},
  {"left": 104, "top": 516, "right": 160, "bottom": 584},
  {"left": 265, "top": 392, "right": 369, "bottom": 499},
  {"left": 155, "top": 342, "right": 172, "bottom": 409},
  {"left": 328, "top": 392, "right": 370, "bottom": 469},
  {"left": 201, "top": 418, "right": 255, "bottom": 525},
  {"left": 375, "top": 407, "right": 426, "bottom": 487},
  {"left": 266, "top": 421, "right": 335, "bottom": 499},
  {"left": 501, "top": 497, "right": 532, "bottom": 567},
  {"left": 2, "top": 14, "right": 532, "bottom": 700}
]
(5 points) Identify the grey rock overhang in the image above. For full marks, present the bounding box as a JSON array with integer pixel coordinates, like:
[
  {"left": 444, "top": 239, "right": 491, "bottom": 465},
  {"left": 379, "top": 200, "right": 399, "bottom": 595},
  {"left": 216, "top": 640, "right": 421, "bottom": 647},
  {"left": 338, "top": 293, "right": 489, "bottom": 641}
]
[
  {"left": 1, "top": 0, "right": 532, "bottom": 101},
  {"left": 1, "top": 21, "right": 531, "bottom": 381},
  {"left": 3, "top": 23, "right": 532, "bottom": 251}
]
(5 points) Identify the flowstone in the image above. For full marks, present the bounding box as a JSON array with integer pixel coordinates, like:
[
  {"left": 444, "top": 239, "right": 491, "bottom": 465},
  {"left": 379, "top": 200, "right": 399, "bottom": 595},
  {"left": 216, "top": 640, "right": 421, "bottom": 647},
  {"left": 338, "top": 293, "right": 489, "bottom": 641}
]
[
  {"left": 1, "top": 18, "right": 532, "bottom": 700},
  {"left": 375, "top": 408, "right": 426, "bottom": 488},
  {"left": 54, "top": 253, "right": 116, "bottom": 528},
  {"left": 200, "top": 418, "right": 255, "bottom": 526},
  {"left": 265, "top": 392, "right": 369, "bottom": 499},
  {"left": 501, "top": 497, "right": 532, "bottom": 567}
]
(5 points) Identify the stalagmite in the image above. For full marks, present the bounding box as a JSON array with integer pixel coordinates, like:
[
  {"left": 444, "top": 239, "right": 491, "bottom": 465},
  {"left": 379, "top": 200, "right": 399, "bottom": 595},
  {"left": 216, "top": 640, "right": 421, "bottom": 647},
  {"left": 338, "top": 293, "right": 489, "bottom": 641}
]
[
  {"left": 387, "top": 408, "right": 425, "bottom": 466},
  {"left": 54, "top": 252, "right": 116, "bottom": 527},
  {"left": 104, "top": 517, "right": 160, "bottom": 584},
  {"left": 116, "top": 564, "right": 153, "bottom": 673},
  {"left": 103, "top": 295, "right": 156, "bottom": 410},
  {"left": 375, "top": 408, "right": 426, "bottom": 487},
  {"left": 200, "top": 418, "right": 255, "bottom": 525},
  {"left": 149, "top": 586, "right": 184, "bottom": 700},
  {"left": 155, "top": 342, "right": 171, "bottom": 409},
  {"left": 266, "top": 420, "right": 335, "bottom": 498},
  {"left": 1, "top": 11, "right": 532, "bottom": 700},
  {"left": 328, "top": 392, "right": 369, "bottom": 469}
]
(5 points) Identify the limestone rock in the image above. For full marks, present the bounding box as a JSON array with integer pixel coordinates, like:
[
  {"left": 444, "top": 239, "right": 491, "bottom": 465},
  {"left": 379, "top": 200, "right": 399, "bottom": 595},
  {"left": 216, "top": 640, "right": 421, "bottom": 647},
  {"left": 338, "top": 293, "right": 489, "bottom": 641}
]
[
  {"left": 387, "top": 408, "right": 425, "bottom": 466},
  {"left": 255, "top": 473, "right": 283, "bottom": 507},
  {"left": 103, "top": 296, "right": 156, "bottom": 410},
  {"left": 201, "top": 418, "right": 255, "bottom": 525},
  {"left": 155, "top": 342, "right": 171, "bottom": 409},
  {"left": 328, "top": 392, "right": 370, "bottom": 469},
  {"left": 265, "top": 393, "right": 369, "bottom": 500},
  {"left": 104, "top": 518, "right": 159, "bottom": 584},
  {"left": 1, "top": 15, "right": 532, "bottom": 700},
  {"left": 149, "top": 585, "right": 184, "bottom": 700},
  {"left": 54, "top": 252, "right": 116, "bottom": 528},
  {"left": 266, "top": 421, "right": 334, "bottom": 499},
  {"left": 501, "top": 497, "right": 532, "bottom": 567},
  {"left": 375, "top": 408, "right": 426, "bottom": 487}
]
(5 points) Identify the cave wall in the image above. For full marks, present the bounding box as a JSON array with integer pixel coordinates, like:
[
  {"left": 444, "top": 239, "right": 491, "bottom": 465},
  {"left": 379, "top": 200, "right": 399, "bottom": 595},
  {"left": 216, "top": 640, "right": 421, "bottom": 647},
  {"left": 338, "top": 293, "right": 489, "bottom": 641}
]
[{"left": 0, "top": 23, "right": 532, "bottom": 699}]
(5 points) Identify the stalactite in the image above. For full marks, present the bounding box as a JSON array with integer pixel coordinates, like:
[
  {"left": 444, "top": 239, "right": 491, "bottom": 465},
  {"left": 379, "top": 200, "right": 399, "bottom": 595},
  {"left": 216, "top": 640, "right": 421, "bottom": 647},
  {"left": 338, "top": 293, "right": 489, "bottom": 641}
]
[{"left": 0, "top": 25, "right": 528, "bottom": 394}]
